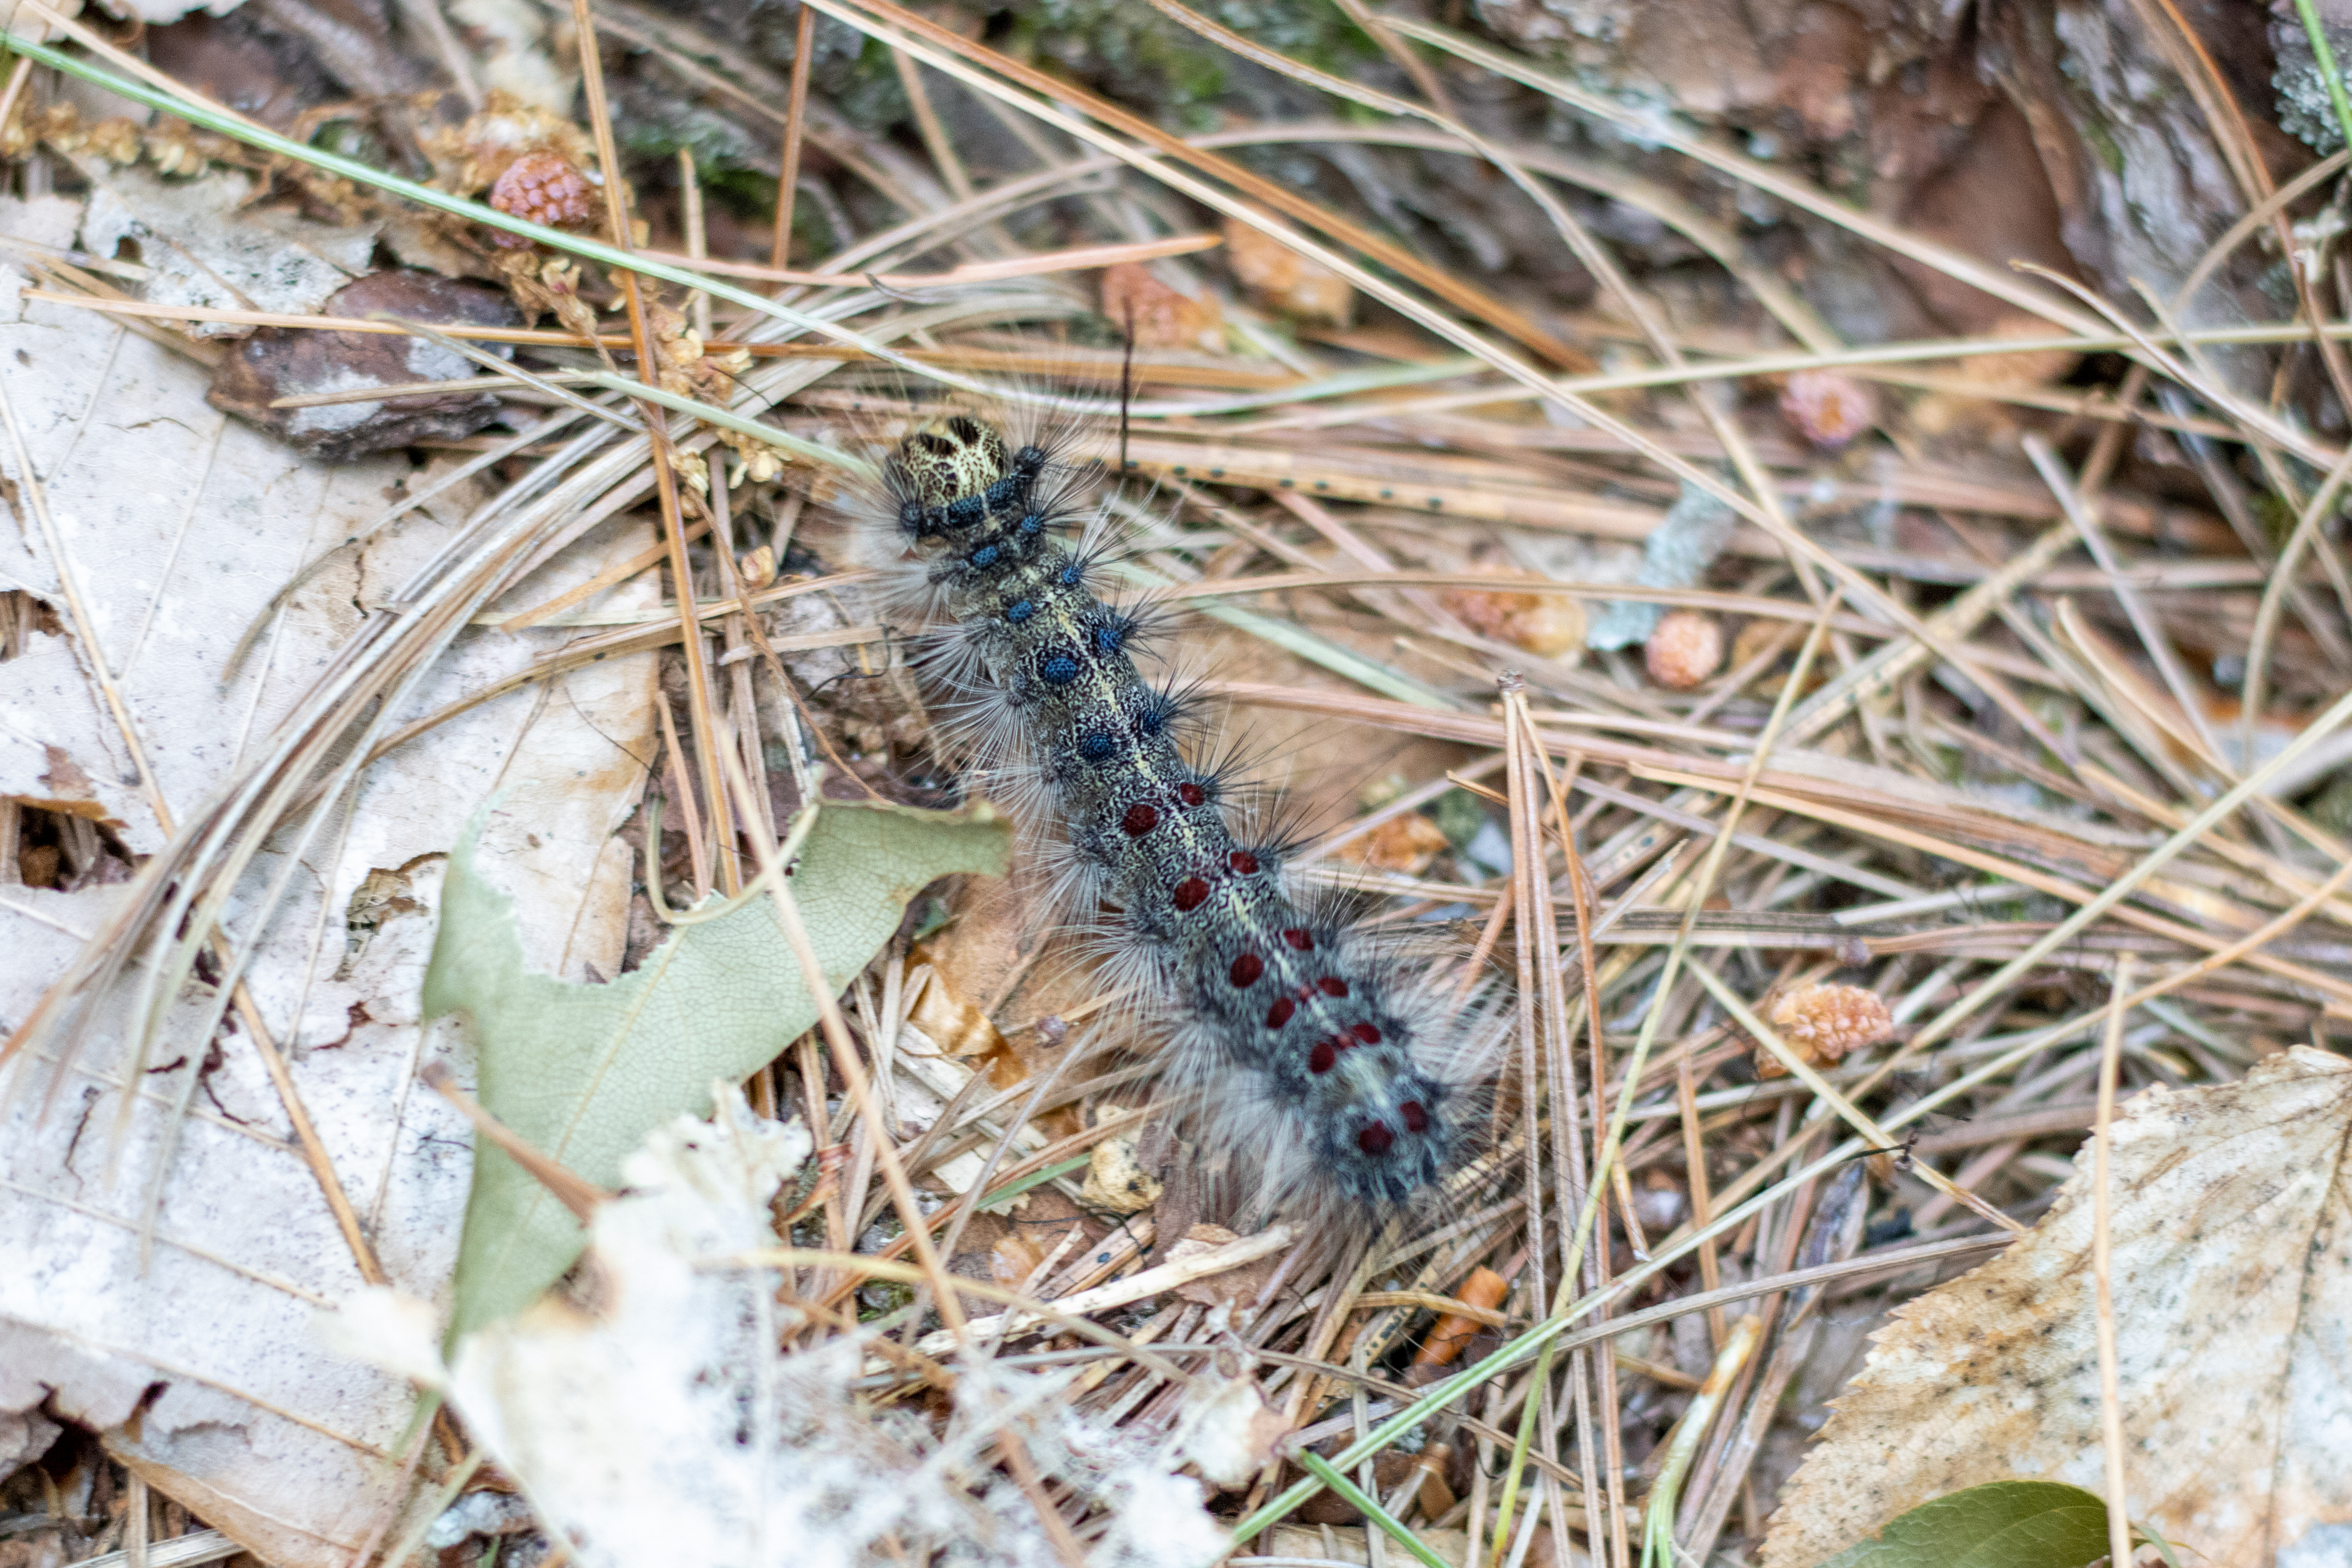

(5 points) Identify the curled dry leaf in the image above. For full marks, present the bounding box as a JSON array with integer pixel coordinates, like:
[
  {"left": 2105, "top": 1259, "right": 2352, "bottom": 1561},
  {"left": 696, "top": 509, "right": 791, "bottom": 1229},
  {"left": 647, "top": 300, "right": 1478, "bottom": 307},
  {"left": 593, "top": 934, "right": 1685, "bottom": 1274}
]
[
  {"left": 1082, "top": 1117, "right": 1164, "bottom": 1215},
  {"left": 1762, "top": 1046, "right": 2352, "bottom": 1568},
  {"left": 904, "top": 955, "right": 1012, "bottom": 1062},
  {"left": 1342, "top": 811, "right": 1453, "bottom": 877},
  {"left": 206, "top": 271, "right": 524, "bottom": 461},
  {"left": 1168, "top": 1367, "right": 1290, "bottom": 1490},
  {"left": 1101, "top": 262, "right": 1225, "bottom": 354},
  {"left": 1442, "top": 582, "right": 1586, "bottom": 658},
  {"left": 1221, "top": 217, "right": 1354, "bottom": 328}
]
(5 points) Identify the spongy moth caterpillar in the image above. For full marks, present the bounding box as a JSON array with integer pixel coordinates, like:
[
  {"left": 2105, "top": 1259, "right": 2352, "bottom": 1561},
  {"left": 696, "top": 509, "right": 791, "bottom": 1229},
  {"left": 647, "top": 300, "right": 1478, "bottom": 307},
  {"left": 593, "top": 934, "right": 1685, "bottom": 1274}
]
[{"left": 866, "top": 405, "right": 1469, "bottom": 1219}]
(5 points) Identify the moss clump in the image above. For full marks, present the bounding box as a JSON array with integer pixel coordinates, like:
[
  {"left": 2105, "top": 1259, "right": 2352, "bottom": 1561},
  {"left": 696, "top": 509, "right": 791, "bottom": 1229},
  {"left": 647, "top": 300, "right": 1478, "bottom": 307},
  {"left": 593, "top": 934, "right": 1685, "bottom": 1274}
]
[
  {"left": 728, "top": 2, "right": 911, "bottom": 134},
  {"left": 2274, "top": 19, "right": 2352, "bottom": 153},
  {"left": 614, "top": 84, "right": 768, "bottom": 174},
  {"left": 2251, "top": 487, "right": 2301, "bottom": 553},
  {"left": 1426, "top": 787, "right": 1494, "bottom": 853}
]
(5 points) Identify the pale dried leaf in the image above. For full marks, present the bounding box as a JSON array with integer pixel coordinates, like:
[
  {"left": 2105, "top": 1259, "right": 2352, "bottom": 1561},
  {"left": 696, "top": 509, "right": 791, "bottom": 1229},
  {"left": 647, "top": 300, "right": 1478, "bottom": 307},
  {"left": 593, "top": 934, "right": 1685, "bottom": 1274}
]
[
  {"left": 0, "top": 190, "right": 662, "bottom": 1566},
  {"left": 313, "top": 1286, "right": 446, "bottom": 1391},
  {"left": 1763, "top": 1046, "right": 2352, "bottom": 1568},
  {"left": 76, "top": 165, "right": 377, "bottom": 338}
]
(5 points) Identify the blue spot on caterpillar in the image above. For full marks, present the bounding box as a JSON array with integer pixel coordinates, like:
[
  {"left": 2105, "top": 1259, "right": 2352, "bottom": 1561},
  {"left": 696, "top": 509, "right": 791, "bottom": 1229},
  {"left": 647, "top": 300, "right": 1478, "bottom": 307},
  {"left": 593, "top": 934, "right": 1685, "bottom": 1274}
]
[{"left": 869, "top": 409, "right": 1472, "bottom": 1220}]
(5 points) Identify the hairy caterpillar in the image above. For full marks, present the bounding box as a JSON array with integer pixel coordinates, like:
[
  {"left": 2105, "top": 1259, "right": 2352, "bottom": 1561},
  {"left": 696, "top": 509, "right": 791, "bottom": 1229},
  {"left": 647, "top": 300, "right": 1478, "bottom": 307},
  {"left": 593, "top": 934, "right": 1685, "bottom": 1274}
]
[{"left": 865, "top": 404, "right": 1476, "bottom": 1220}]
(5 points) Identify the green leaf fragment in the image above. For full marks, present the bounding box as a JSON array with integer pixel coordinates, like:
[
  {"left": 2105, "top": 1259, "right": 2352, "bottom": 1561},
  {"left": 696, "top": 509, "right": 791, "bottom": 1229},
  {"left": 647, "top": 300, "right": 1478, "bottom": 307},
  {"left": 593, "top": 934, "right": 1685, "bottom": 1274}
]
[
  {"left": 1817, "top": 1481, "right": 2117, "bottom": 1568},
  {"left": 422, "top": 795, "right": 1011, "bottom": 1340}
]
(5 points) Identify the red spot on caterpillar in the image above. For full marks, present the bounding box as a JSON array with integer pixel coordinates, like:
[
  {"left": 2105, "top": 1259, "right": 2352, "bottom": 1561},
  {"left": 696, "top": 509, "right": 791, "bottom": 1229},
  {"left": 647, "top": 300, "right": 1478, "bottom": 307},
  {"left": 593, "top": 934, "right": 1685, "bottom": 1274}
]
[
  {"left": 1228, "top": 849, "right": 1259, "bottom": 874},
  {"left": 1400, "top": 1100, "right": 1429, "bottom": 1133},
  {"left": 1172, "top": 877, "right": 1209, "bottom": 911},
  {"left": 1230, "top": 952, "right": 1263, "bottom": 987},
  {"left": 1267, "top": 997, "right": 1296, "bottom": 1028},
  {"left": 1281, "top": 928, "right": 1313, "bottom": 951},
  {"left": 1178, "top": 782, "right": 1206, "bottom": 807},
  {"left": 1357, "top": 1121, "right": 1394, "bottom": 1155},
  {"left": 1308, "top": 1038, "right": 1337, "bottom": 1074},
  {"left": 1317, "top": 976, "right": 1349, "bottom": 997},
  {"left": 1351, "top": 1022, "right": 1381, "bottom": 1044},
  {"left": 1121, "top": 803, "right": 1158, "bottom": 836}
]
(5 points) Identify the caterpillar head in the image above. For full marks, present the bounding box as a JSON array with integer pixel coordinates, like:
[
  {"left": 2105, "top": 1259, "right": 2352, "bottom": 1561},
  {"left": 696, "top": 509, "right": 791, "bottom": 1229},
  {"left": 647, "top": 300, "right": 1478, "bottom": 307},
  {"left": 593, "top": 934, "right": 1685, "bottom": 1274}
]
[
  {"left": 886, "top": 413, "right": 1058, "bottom": 542},
  {"left": 894, "top": 414, "right": 1010, "bottom": 509}
]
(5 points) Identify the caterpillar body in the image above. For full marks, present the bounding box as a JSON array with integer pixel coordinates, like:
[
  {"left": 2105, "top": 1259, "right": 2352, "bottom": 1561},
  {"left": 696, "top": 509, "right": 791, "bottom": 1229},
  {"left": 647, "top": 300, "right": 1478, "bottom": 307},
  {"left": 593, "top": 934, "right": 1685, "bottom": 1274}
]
[{"left": 870, "top": 407, "right": 1474, "bottom": 1220}]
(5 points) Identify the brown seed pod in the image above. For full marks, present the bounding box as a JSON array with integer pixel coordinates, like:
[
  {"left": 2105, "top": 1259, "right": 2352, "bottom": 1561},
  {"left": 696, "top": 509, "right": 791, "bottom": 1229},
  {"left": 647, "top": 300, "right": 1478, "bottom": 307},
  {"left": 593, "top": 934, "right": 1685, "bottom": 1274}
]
[
  {"left": 1644, "top": 609, "right": 1723, "bottom": 689},
  {"left": 1754, "top": 983, "right": 1896, "bottom": 1077},
  {"left": 489, "top": 151, "right": 594, "bottom": 237}
]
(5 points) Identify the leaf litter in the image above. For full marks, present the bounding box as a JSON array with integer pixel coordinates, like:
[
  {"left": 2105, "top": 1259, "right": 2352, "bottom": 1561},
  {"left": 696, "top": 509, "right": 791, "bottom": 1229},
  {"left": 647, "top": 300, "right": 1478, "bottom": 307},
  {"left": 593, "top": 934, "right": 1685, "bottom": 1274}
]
[
  {"left": 3, "top": 0, "right": 2352, "bottom": 1566},
  {"left": 329, "top": 1084, "right": 1271, "bottom": 1568}
]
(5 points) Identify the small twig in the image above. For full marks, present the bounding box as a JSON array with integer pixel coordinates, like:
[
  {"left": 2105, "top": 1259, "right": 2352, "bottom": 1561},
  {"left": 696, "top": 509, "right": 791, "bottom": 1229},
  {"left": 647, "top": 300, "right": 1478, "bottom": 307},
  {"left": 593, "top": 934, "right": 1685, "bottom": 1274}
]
[
  {"left": 771, "top": 1, "right": 817, "bottom": 273},
  {"left": 889, "top": 37, "right": 974, "bottom": 203},
  {"left": 678, "top": 146, "right": 711, "bottom": 340},
  {"left": 568, "top": 0, "right": 738, "bottom": 897}
]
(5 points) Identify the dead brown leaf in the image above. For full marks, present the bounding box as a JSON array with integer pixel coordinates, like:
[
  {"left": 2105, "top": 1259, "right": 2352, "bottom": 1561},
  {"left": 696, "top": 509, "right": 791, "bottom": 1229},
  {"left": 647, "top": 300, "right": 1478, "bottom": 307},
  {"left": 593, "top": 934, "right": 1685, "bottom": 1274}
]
[
  {"left": 1441, "top": 582, "right": 1586, "bottom": 658},
  {"left": 206, "top": 271, "right": 524, "bottom": 460},
  {"left": 1342, "top": 811, "right": 1452, "bottom": 876},
  {"left": 1100, "top": 262, "right": 1224, "bottom": 354},
  {"left": 1221, "top": 217, "right": 1354, "bottom": 327},
  {"left": 1171, "top": 1223, "right": 1282, "bottom": 1310}
]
